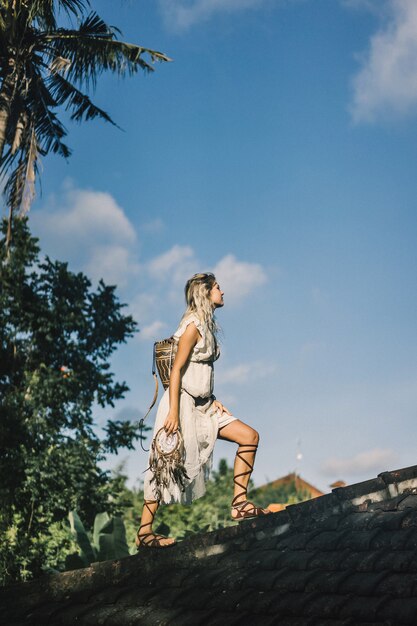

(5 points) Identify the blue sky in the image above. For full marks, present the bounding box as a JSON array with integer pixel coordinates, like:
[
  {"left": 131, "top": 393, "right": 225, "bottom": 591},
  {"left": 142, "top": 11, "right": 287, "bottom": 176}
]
[{"left": 26, "top": 0, "right": 417, "bottom": 493}]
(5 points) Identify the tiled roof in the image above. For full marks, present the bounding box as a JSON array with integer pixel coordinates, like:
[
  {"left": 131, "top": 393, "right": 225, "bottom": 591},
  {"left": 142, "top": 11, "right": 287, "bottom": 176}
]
[
  {"left": 255, "top": 472, "right": 325, "bottom": 499},
  {"left": 3, "top": 465, "right": 417, "bottom": 625}
]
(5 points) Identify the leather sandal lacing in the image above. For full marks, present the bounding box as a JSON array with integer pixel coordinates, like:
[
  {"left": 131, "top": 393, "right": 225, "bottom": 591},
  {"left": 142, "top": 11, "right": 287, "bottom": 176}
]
[
  {"left": 231, "top": 444, "right": 271, "bottom": 521},
  {"left": 136, "top": 500, "right": 176, "bottom": 548}
]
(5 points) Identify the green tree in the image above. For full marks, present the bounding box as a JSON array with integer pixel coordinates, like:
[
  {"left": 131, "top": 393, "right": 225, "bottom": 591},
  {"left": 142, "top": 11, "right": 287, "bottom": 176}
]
[
  {"left": 0, "top": 218, "right": 141, "bottom": 585},
  {"left": 0, "top": 0, "right": 169, "bottom": 244}
]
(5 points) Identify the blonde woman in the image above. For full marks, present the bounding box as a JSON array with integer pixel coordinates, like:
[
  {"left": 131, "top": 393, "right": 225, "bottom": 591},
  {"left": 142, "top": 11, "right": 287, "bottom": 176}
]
[{"left": 136, "top": 273, "right": 270, "bottom": 548}]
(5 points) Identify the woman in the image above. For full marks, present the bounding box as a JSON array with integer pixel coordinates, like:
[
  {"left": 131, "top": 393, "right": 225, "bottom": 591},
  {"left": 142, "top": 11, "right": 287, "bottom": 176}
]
[{"left": 137, "top": 272, "right": 270, "bottom": 548}]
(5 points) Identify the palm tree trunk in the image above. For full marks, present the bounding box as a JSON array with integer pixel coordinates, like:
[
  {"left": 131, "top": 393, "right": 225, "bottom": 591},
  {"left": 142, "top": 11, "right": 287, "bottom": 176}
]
[
  {"left": 0, "top": 68, "right": 16, "bottom": 162},
  {"left": 6, "top": 202, "right": 13, "bottom": 251}
]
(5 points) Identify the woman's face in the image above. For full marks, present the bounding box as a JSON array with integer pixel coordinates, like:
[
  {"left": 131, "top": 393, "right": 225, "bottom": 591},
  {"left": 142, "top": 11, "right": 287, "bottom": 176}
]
[{"left": 210, "top": 282, "right": 224, "bottom": 308}]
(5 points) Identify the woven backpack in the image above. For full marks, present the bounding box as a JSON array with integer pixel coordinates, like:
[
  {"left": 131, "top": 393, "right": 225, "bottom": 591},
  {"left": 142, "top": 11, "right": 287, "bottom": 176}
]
[
  {"left": 138, "top": 337, "right": 178, "bottom": 449},
  {"left": 153, "top": 337, "right": 178, "bottom": 391}
]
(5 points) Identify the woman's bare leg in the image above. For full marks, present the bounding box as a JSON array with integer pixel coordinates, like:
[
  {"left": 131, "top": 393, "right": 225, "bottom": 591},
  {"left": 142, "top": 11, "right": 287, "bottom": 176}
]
[
  {"left": 136, "top": 500, "right": 176, "bottom": 548},
  {"left": 218, "top": 419, "right": 271, "bottom": 519}
]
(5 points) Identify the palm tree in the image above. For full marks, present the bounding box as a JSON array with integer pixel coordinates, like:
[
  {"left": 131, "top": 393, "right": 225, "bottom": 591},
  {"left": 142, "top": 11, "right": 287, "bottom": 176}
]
[{"left": 0, "top": 0, "right": 170, "bottom": 245}]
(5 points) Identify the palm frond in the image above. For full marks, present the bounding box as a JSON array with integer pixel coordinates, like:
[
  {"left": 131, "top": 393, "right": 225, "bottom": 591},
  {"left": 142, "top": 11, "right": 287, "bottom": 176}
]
[
  {"left": 27, "top": 63, "right": 71, "bottom": 158},
  {"left": 11, "top": 110, "right": 28, "bottom": 154},
  {"left": 29, "top": 0, "right": 90, "bottom": 28},
  {"left": 4, "top": 125, "right": 40, "bottom": 217},
  {"left": 49, "top": 55, "right": 72, "bottom": 74},
  {"left": 20, "top": 126, "right": 38, "bottom": 215},
  {"left": 43, "top": 12, "right": 171, "bottom": 89},
  {"left": 48, "top": 71, "right": 116, "bottom": 126}
]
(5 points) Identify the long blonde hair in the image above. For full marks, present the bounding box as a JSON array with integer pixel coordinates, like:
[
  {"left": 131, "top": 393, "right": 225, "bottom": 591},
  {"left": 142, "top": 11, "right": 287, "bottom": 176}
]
[{"left": 181, "top": 272, "right": 218, "bottom": 336}]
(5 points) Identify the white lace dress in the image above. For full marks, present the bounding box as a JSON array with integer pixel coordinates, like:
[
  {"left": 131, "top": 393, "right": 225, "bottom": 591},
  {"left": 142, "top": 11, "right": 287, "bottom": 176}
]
[{"left": 143, "top": 314, "right": 236, "bottom": 505}]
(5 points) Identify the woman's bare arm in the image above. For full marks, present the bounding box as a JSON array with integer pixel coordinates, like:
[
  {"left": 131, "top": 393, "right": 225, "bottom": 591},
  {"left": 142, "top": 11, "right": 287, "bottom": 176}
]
[{"left": 164, "top": 323, "right": 201, "bottom": 434}]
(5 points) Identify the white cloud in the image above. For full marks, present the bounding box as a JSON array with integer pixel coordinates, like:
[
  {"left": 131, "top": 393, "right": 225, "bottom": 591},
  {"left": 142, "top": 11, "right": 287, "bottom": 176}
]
[
  {"left": 218, "top": 360, "right": 277, "bottom": 385},
  {"left": 147, "top": 248, "right": 268, "bottom": 306},
  {"left": 158, "top": 0, "right": 268, "bottom": 31},
  {"left": 148, "top": 244, "right": 196, "bottom": 283},
  {"left": 141, "top": 218, "right": 165, "bottom": 234},
  {"left": 220, "top": 363, "right": 252, "bottom": 384},
  {"left": 128, "top": 292, "right": 159, "bottom": 322},
  {"left": 212, "top": 254, "right": 268, "bottom": 305},
  {"left": 342, "top": 0, "right": 383, "bottom": 13},
  {"left": 321, "top": 448, "right": 398, "bottom": 478},
  {"left": 132, "top": 247, "right": 269, "bottom": 334},
  {"left": 31, "top": 186, "right": 269, "bottom": 334},
  {"left": 36, "top": 185, "right": 136, "bottom": 244},
  {"left": 84, "top": 244, "right": 140, "bottom": 288},
  {"left": 299, "top": 340, "right": 325, "bottom": 359},
  {"left": 350, "top": 0, "right": 417, "bottom": 122},
  {"left": 30, "top": 184, "right": 139, "bottom": 287},
  {"left": 139, "top": 320, "right": 167, "bottom": 341}
]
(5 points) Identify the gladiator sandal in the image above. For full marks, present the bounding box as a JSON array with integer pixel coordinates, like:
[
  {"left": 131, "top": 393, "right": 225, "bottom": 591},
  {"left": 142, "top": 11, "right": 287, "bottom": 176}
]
[
  {"left": 136, "top": 500, "right": 176, "bottom": 549},
  {"left": 231, "top": 444, "right": 271, "bottom": 521}
]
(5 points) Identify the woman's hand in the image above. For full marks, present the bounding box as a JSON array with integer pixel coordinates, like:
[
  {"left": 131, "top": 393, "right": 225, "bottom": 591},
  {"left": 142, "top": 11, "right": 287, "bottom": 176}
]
[
  {"left": 164, "top": 410, "right": 179, "bottom": 435},
  {"left": 213, "top": 399, "right": 231, "bottom": 416}
]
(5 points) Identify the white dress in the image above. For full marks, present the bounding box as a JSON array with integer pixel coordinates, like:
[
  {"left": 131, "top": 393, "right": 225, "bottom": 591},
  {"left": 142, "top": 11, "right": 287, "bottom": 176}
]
[{"left": 143, "top": 313, "right": 236, "bottom": 505}]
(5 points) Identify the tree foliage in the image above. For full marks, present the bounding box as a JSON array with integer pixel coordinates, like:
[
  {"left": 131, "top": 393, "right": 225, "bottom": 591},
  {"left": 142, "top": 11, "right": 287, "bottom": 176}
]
[{"left": 0, "top": 218, "right": 141, "bottom": 585}]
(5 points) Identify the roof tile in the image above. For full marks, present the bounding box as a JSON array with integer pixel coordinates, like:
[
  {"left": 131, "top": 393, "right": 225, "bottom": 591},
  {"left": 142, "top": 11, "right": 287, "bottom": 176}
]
[
  {"left": 399, "top": 495, "right": 417, "bottom": 511},
  {"left": 339, "top": 550, "right": 381, "bottom": 573},
  {"left": 278, "top": 530, "right": 322, "bottom": 551},
  {"left": 304, "top": 570, "right": 352, "bottom": 594},
  {"left": 44, "top": 601, "right": 92, "bottom": 624},
  {"left": 182, "top": 567, "right": 226, "bottom": 588},
  {"left": 308, "top": 549, "right": 351, "bottom": 571},
  {"left": 244, "top": 569, "right": 284, "bottom": 591},
  {"left": 195, "top": 609, "right": 255, "bottom": 626},
  {"left": 68, "top": 604, "right": 133, "bottom": 625},
  {"left": 25, "top": 602, "right": 72, "bottom": 624},
  {"left": 173, "top": 587, "right": 217, "bottom": 610},
  {"left": 377, "top": 572, "right": 417, "bottom": 598},
  {"left": 167, "top": 609, "right": 217, "bottom": 625},
  {"left": 4, "top": 464, "right": 417, "bottom": 625},
  {"left": 306, "top": 530, "right": 346, "bottom": 551},
  {"left": 333, "top": 476, "right": 389, "bottom": 506},
  {"left": 377, "top": 596, "right": 417, "bottom": 624},
  {"left": 234, "top": 589, "right": 280, "bottom": 613},
  {"left": 338, "top": 595, "right": 388, "bottom": 621},
  {"left": 286, "top": 493, "right": 341, "bottom": 526},
  {"left": 204, "top": 588, "right": 251, "bottom": 611},
  {"left": 273, "top": 569, "right": 318, "bottom": 593},
  {"left": 115, "top": 585, "right": 161, "bottom": 607},
  {"left": 241, "top": 549, "right": 279, "bottom": 570},
  {"left": 337, "top": 528, "right": 381, "bottom": 551},
  {"left": 372, "top": 549, "right": 415, "bottom": 573},
  {"left": 338, "top": 571, "right": 389, "bottom": 596},
  {"left": 379, "top": 465, "right": 417, "bottom": 497},
  {"left": 267, "top": 590, "right": 317, "bottom": 616},
  {"left": 302, "top": 592, "right": 350, "bottom": 619},
  {"left": 370, "top": 529, "right": 413, "bottom": 550},
  {"left": 338, "top": 511, "right": 375, "bottom": 531},
  {"left": 367, "top": 510, "right": 409, "bottom": 530},
  {"left": 275, "top": 549, "right": 313, "bottom": 571},
  {"left": 401, "top": 511, "right": 417, "bottom": 529}
]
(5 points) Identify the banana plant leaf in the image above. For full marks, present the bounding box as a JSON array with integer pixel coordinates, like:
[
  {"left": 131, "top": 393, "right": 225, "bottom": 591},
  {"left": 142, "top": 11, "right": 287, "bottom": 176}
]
[
  {"left": 68, "top": 511, "right": 96, "bottom": 566},
  {"left": 93, "top": 512, "right": 130, "bottom": 561}
]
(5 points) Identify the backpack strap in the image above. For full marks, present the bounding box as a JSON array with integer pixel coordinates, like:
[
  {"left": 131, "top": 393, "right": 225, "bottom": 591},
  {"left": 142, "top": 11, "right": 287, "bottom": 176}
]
[{"left": 139, "top": 343, "right": 159, "bottom": 452}]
